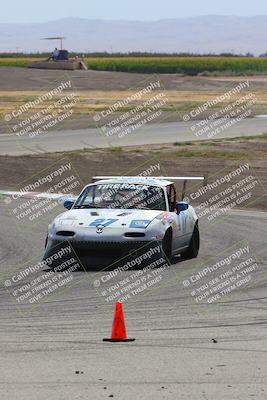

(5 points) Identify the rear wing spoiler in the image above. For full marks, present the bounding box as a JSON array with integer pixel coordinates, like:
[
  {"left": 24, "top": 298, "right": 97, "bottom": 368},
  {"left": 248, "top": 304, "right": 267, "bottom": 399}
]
[
  {"left": 92, "top": 176, "right": 205, "bottom": 201},
  {"left": 0, "top": 177, "right": 204, "bottom": 204}
]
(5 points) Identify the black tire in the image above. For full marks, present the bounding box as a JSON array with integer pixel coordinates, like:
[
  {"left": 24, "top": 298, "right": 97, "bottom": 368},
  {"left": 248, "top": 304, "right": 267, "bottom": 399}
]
[
  {"left": 184, "top": 223, "right": 200, "bottom": 259},
  {"left": 162, "top": 229, "right": 173, "bottom": 264}
]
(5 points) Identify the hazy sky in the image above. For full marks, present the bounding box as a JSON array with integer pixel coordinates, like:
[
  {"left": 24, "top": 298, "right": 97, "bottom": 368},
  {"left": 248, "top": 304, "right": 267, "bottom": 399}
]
[{"left": 1, "top": 0, "right": 267, "bottom": 23}]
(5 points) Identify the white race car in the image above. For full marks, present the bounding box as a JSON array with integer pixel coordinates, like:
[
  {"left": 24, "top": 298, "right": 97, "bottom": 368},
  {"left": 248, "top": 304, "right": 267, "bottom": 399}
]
[{"left": 43, "top": 176, "right": 204, "bottom": 267}]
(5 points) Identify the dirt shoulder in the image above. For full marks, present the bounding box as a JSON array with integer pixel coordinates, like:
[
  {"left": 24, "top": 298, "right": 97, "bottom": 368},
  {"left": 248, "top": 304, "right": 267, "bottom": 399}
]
[
  {"left": 0, "top": 136, "right": 266, "bottom": 210},
  {"left": 1, "top": 67, "right": 267, "bottom": 91}
]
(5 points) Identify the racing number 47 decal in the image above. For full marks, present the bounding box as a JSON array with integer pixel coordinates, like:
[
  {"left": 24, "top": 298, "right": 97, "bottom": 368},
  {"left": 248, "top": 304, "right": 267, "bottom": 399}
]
[{"left": 89, "top": 218, "right": 118, "bottom": 227}]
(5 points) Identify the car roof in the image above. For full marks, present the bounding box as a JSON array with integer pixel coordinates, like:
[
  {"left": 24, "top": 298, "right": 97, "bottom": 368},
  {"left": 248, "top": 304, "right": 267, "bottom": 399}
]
[{"left": 92, "top": 177, "right": 173, "bottom": 187}]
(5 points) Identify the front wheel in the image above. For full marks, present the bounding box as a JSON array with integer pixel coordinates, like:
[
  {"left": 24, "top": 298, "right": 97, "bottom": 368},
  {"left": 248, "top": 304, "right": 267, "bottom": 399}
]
[
  {"left": 184, "top": 223, "right": 200, "bottom": 259},
  {"left": 162, "top": 229, "right": 173, "bottom": 264}
]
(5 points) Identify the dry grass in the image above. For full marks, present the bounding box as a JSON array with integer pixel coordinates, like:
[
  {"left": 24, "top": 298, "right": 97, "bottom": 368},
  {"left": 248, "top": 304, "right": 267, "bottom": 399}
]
[{"left": 1, "top": 88, "right": 267, "bottom": 118}]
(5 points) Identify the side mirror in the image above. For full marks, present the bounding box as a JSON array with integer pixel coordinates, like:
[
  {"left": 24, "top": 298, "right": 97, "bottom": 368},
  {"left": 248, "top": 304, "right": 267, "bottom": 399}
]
[
  {"left": 175, "top": 201, "right": 189, "bottom": 214},
  {"left": 64, "top": 198, "right": 75, "bottom": 210}
]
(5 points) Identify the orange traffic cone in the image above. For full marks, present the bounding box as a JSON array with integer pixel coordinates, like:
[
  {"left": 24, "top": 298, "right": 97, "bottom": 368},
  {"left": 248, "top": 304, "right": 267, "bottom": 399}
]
[{"left": 103, "top": 301, "right": 135, "bottom": 342}]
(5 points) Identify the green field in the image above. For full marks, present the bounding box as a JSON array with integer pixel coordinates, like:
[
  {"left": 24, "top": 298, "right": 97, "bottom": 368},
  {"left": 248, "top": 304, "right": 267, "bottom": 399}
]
[
  {"left": 0, "top": 58, "right": 32, "bottom": 67},
  {"left": 1, "top": 56, "right": 267, "bottom": 75},
  {"left": 85, "top": 57, "right": 267, "bottom": 75}
]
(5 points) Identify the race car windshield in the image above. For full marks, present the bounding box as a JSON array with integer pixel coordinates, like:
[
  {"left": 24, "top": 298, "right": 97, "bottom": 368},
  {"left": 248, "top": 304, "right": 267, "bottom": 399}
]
[{"left": 74, "top": 183, "right": 167, "bottom": 211}]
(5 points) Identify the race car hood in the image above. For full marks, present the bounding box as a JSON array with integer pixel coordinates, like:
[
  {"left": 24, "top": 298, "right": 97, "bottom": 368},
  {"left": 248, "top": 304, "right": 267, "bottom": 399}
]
[{"left": 55, "top": 208, "right": 165, "bottom": 229}]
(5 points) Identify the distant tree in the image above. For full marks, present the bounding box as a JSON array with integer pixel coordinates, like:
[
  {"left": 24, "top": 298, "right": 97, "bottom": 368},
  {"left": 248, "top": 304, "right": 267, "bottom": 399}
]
[{"left": 219, "top": 52, "right": 239, "bottom": 57}]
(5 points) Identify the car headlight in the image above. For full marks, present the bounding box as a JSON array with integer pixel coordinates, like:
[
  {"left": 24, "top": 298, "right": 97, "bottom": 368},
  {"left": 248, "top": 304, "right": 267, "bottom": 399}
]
[{"left": 129, "top": 220, "right": 151, "bottom": 229}]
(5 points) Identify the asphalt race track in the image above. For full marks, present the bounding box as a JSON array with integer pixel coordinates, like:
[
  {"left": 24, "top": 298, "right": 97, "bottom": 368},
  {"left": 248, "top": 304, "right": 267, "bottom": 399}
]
[
  {"left": 0, "top": 118, "right": 267, "bottom": 155},
  {"left": 0, "top": 198, "right": 266, "bottom": 400}
]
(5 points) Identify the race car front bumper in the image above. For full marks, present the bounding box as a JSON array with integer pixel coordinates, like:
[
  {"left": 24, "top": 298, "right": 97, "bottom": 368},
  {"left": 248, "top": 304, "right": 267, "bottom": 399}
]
[{"left": 43, "top": 237, "right": 163, "bottom": 269}]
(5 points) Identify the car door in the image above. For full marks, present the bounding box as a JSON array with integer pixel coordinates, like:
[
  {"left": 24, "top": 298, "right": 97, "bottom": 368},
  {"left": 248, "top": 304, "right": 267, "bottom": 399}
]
[{"left": 166, "top": 185, "right": 190, "bottom": 251}]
